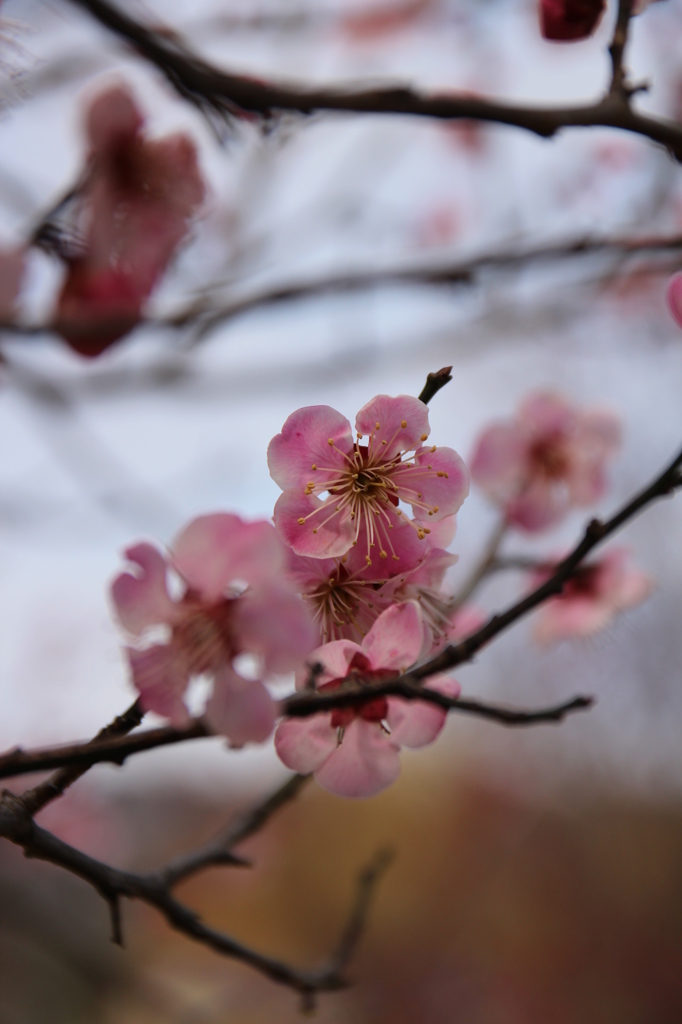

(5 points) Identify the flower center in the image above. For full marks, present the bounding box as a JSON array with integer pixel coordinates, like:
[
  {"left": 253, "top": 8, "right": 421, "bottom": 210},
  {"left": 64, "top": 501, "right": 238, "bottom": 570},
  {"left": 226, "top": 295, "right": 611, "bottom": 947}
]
[
  {"left": 174, "top": 597, "right": 237, "bottom": 675},
  {"left": 320, "top": 655, "right": 392, "bottom": 730},
  {"left": 529, "top": 436, "right": 570, "bottom": 480}
]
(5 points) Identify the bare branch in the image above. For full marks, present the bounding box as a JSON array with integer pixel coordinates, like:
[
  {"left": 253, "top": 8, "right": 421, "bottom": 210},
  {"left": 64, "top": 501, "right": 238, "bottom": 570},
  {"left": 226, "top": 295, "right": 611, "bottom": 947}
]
[
  {"left": 21, "top": 700, "right": 144, "bottom": 816},
  {"left": 0, "top": 788, "right": 389, "bottom": 995},
  {"left": 61, "top": 0, "right": 682, "bottom": 158},
  {"left": 158, "top": 773, "right": 312, "bottom": 888},
  {"left": 609, "top": 0, "right": 635, "bottom": 98},
  {"left": 418, "top": 366, "right": 453, "bottom": 405}
]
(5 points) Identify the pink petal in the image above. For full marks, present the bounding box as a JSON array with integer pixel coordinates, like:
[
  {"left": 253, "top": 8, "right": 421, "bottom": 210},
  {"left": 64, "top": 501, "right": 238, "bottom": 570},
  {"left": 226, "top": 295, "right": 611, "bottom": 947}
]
[
  {"left": 399, "top": 445, "right": 469, "bottom": 520},
  {"left": 362, "top": 601, "right": 425, "bottom": 672},
  {"left": 205, "top": 668, "right": 276, "bottom": 745},
  {"left": 613, "top": 569, "right": 653, "bottom": 610},
  {"left": 668, "top": 273, "right": 682, "bottom": 329},
  {"left": 314, "top": 719, "right": 401, "bottom": 798},
  {"left": 172, "top": 514, "right": 285, "bottom": 600},
  {"left": 111, "top": 542, "right": 178, "bottom": 635},
  {"left": 507, "top": 479, "right": 564, "bottom": 532},
  {"left": 295, "top": 638, "right": 365, "bottom": 689},
  {"left": 533, "top": 597, "right": 613, "bottom": 645},
  {"left": 424, "top": 514, "right": 457, "bottom": 549},
  {"left": 355, "top": 394, "right": 430, "bottom": 459},
  {"left": 578, "top": 409, "right": 622, "bottom": 458},
  {"left": 267, "top": 405, "right": 354, "bottom": 491},
  {"left": 86, "top": 84, "right": 143, "bottom": 157},
  {"left": 274, "top": 714, "right": 337, "bottom": 773},
  {"left": 386, "top": 675, "right": 459, "bottom": 747},
  {"left": 401, "top": 548, "right": 458, "bottom": 590},
  {"left": 520, "top": 391, "right": 576, "bottom": 435},
  {"left": 273, "top": 490, "right": 356, "bottom": 558},
  {"left": 448, "top": 605, "right": 487, "bottom": 639},
  {"left": 127, "top": 643, "right": 189, "bottom": 724},
  {"left": 470, "top": 421, "right": 528, "bottom": 502},
  {"left": 232, "top": 585, "right": 316, "bottom": 674}
]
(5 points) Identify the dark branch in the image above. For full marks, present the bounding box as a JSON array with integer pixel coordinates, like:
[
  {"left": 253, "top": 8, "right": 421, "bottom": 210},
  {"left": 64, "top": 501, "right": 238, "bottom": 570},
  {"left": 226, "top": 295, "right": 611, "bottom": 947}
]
[
  {"left": 0, "top": 788, "right": 388, "bottom": 995},
  {"left": 418, "top": 366, "right": 453, "bottom": 405},
  {"left": 21, "top": 700, "right": 144, "bottom": 815},
  {"left": 158, "top": 773, "right": 312, "bottom": 888},
  {"left": 609, "top": 0, "right": 635, "bottom": 98},
  {"left": 63, "top": 0, "right": 682, "bottom": 158}
]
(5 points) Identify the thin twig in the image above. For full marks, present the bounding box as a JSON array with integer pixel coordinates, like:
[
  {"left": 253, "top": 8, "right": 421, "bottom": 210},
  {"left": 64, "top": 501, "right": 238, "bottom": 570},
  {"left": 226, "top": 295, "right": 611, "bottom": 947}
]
[
  {"left": 609, "top": 0, "right": 635, "bottom": 98},
  {"left": 21, "top": 701, "right": 144, "bottom": 816},
  {"left": 0, "top": 788, "right": 388, "bottom": 995},
  {"left": 62, "top": 0, "right": 682, "bottom": 158},
  {"left": 158, "top": 773, "right": 312, "bottom": 887},
  {"left": 418, "top": 366, "right": 453, "bottom": 405}
]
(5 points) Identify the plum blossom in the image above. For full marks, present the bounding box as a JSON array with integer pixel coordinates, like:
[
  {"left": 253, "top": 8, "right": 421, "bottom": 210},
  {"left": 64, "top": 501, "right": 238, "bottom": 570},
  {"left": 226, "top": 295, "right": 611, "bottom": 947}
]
[
  {"left": 539, "top": 0, "right": 605, "bottom": 40},
  {"left": 274, "top": 601, "right": 460, "bottom": 798},
  {"left": 470, "top": 391, "right": 621, "bottom": 532},
  {"left": 531, "top": 548, "right": 652, "bottom": 645},
  {"left": 111, "top": 514, "right": 316, "bottom": 746},
  {"left": 667, "top": 272, "right": 682, "bottom": 330},
  {"left": 268, "top": 394, "right": 469, "bottom": 561},
  {"left": 287, "top": 511, "right": 459, "bottom": 645},
  {"left": 56, "top": 83, "right": 205, "bottom": 357}
]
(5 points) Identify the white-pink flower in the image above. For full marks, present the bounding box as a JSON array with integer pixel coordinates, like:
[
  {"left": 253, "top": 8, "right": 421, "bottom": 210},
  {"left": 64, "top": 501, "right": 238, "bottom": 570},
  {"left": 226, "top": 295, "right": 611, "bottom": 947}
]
[
  {"left": 470, "top": 391, "right": 621, "bottom": 532},
  {"left": 531, "top": 547, "right": 652, "bottom": 645},
  {"left": 274, "top": 601, "right": 460, "bottom": 798},
  {"left": 111, "top": 514, "right": 316, "bottom": 746},
  {"left": 268, "top": 394, "right": 469, "bottom": 561}
]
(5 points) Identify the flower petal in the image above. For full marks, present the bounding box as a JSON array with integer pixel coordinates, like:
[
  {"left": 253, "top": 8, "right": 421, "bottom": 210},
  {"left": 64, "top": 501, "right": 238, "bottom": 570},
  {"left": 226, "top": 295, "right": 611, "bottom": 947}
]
[
  {"left": 355, "top": 394, "right": 430, "bottom": 460},
  {"left": 387, "top": 675, "right": 459, "bottom": 747},
  {"left": 127, "top": 643, "right": 189, "bottom": 724},
  {"left": 172, "top": 514, "right": 285, "bottom": 599},
  {"left": 314, "top": 720, "right": 401, "bottom": 798},
  {"left": 268, "top": 405, "right": 354, "bottom": 491},
  {"left": 668, "top": 273, "right": 682, "bottom": 329},
  {"left": 470, "top": 422, "right": 528, "bottom": 503},
  {"left": 206, "top": 668, "right": 276, "bottom": 745},
  {"left": 362, "top": 601, "right": 425, "bottom": 672},
  {"left": 295, "top": 638, "right": 365, "bottom": 689},
  {"left": 273, "top": 490, "right": 356, "bottom": 558},
  {"left": 274, "top": 714, "right": 337, "bottom": 773},
  {"left": 507, "top": 479, "right": 564, "bottom": 532},
  {"left": 398, "top": 446, "right": 469, "bottom": 521},
  {"left": 232, "top": 585, "right": 316, "bottom": 675},
  {"left": 111, "top": 543, "right": 177, "bottom": 635}
]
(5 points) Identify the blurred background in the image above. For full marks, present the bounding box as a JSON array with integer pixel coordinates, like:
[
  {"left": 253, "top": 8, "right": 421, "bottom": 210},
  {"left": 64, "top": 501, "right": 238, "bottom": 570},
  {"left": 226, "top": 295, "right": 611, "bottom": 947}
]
[{"left": 1, "top": 0, "right": 682, "bottom": 1020}]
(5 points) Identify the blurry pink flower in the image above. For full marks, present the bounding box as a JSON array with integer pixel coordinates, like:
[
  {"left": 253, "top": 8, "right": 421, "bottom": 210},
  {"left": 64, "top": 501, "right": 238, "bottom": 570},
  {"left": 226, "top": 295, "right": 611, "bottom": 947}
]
[
  {"left": 539, "top": 0, "right": 605, "bottom": 40},
  {"left": 268, "top": 394, "right": 469, "bottom": 560},
  {"left": 111, "top": 514, "right": 315, "bottom": 746},
  {"left": 531, "top": 548, "right": 652, "bottom": 645},
  {"left": 56, "top": 83, "right": 205, "bottom": 357},
  {"left": 667, "top": 273, "right": 682, "bottom": 329},
  {"left": 470, "top": 392, "right": 621, "bottom": 532},
  {"left": 275, "top": 601, "right": 460, "bottom": 798},
  {"left": 0, "top": 247, "right": 25, "bottom": 321}
]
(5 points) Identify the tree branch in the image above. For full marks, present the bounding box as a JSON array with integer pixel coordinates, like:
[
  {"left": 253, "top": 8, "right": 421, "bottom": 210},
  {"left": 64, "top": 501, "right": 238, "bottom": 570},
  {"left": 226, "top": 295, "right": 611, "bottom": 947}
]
[
  {"left": 418, "top": 366, "right": 453, "bottom": 405},
  {"left": 609, "top": 0, "right": 635, "bottom": 98},
  {"left": 0, "top": 787, "right": 388, "bottom": 995},
  {"left": 61, "top": 0, "right": 682, "bottom": 158}
]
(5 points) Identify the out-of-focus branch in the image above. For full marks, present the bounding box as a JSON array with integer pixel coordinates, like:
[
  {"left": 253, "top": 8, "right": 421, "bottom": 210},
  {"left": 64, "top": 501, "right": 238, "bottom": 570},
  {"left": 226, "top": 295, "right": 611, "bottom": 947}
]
[
  {"left": 4, "top": 229, "right": 682, "bottom": 343},
  {"left": 21, "top": 700, "right": 144, "bottom": 816},
  {"left": 0, "top": 787, "right": 388, "bottom": 996},
  {"left": 609, "top": 0, "right": 635, "bottom": 98},
  {"left": 61, "top": 0, "right": 682, "bottom": 157}
]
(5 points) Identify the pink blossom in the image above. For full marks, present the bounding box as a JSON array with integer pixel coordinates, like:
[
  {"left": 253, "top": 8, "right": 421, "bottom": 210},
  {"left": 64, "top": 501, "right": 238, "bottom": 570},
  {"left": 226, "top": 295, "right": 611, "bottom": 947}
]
[
  {"left": 111, "top": 514, "right": 316, "bottom": 746},
  {"left": 539, "top": 0, "right": 605, "bottom": 41},
  {"left": 268, "top": 394, "right": 469, "bottom": 561},
  {"left": 667, "top": 272, "right": 682, "bottom": 330},
  {"left": 56, "top": 83, "right": 205, "bottom": 357},
  {"left": 274, "top": 602, "right": 460, "bottom": 798},
  {"left": 470, "top": 391, "right": 621, "bottom": 532},
  {"left": 531, "top": 548, "right": 653, "bottom": 645},
  {"left": 287, "top": 510, "right": 459, "bottom": 645},
  {"left": 0, "top": 247, "right": 25, "bottom": 321}
]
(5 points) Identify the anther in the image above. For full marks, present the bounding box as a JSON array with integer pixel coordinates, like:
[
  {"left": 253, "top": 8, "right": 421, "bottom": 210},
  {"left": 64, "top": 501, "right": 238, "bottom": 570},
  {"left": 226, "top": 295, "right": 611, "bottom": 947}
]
[
  {"left": 436, "top": 471, "right": 448, "bottom": 478},
  {"left": 297, "top": 517, "right": 306, "bottom": 525},
  {"left": 401, "top": 420, "right": 407, "bottom": 428},
  {"left": 420, "top": 433, "right": 428, "bottom": 441},
  {"left": 313, "top": 528, "right": 318, "bottom": 534},
  {"left": 375, "top": 422, "right": 380, "bottom": 429},
  {"left": 433, "top": 505, "right": 439, "bottom": 513},
  {"left": 311, "top": 463, "right": 317, "bottom": 470},
  {"left": 328, "top": 439, "right": 335, "bottom": 446},
  {"left": 366, "top": 556, "right": 372, "bottom": 565},
  {"left": 392, "top": 554, "right": 400, "bottom": 561},
  {"left": 379, "top": 550, "right": 387, "bottom": 559},
  {"left": 381, "top": 439, "right": 388, "bottom": 445},
  {"left": 430, "top": 445, "right": 436, "bottom": 453},
  {"left": 396, "top": 509, "right": 402, "bottom": 516}
]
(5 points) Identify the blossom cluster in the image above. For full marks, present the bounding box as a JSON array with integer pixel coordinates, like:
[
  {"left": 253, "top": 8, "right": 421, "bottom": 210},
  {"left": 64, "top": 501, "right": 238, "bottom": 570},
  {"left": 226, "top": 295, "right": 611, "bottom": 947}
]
[{"left": 111, "top": 389, "right": 651, "bottom": 798}]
